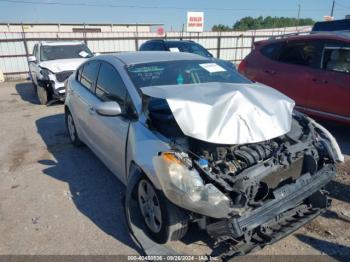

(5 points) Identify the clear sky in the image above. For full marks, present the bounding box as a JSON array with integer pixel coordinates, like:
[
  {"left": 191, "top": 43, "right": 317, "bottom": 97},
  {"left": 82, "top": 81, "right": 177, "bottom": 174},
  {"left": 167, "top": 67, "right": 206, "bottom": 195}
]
[{"left": 0, "top": 0, "right": 349, "bottom": 30}]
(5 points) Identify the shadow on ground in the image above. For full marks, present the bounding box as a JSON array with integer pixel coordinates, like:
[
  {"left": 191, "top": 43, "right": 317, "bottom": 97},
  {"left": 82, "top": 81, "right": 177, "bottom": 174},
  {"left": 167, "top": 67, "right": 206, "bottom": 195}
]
[
  {"left": 326, "top": 180, "right": 350, "bottom": 204},
  {"left": 15, "top": 82, "right": 39, "bottom": 104},
  {"left": 35, "top": 113, "right": 140, "bottom": 253},
  {"left": 296, "top": 234, "right": 350, "bottom": 261}
]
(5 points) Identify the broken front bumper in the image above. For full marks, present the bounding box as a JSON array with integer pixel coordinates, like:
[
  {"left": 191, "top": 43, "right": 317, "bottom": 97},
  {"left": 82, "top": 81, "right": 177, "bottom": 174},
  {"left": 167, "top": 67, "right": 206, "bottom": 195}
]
[{"left": 207, "top": 165, "right": 336, "bottom": 258}]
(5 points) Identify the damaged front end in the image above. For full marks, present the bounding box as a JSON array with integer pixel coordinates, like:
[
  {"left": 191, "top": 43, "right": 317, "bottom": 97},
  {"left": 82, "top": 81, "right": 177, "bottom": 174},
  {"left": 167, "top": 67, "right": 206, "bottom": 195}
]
[
  {"left": 143, "top": 84, "right": 342, "bottom": 258},
  {"left": 152, "top": 112, "right": 340, "bottom": 257}
]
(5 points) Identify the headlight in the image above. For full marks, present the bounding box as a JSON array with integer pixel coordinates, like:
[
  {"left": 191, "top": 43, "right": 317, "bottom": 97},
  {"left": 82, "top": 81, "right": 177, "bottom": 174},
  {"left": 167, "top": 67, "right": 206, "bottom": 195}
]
[
  {"left": 40, "top": 68, "right": 53, "bottom": 80},
  {"left": 309, "top": 118, "right": 344, "bottom": 163},
  {"left": 153, "top": 152, "right": 232, "bottom": 218}
]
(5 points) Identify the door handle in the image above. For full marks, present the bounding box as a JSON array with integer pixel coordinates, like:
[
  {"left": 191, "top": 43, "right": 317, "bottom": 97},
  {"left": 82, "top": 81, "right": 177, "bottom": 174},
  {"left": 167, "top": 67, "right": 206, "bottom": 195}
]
[
  {"left": 265, "top": 70, "right": 276, "bottom": 75},
  {"left": 312, "top": 78, "right": 328, "bottom": 84},
  {"left": 89, "top": 106, "right": 96, "bottom": 115}
]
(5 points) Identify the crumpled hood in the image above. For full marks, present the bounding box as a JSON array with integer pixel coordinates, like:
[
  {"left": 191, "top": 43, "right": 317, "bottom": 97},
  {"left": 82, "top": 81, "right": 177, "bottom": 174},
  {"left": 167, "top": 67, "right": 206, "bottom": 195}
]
[
  {"left": 39, "top": 58, "right": 86, "bottom": 73},
  {"left": 141, "top": 82, "right": 295, "bottom": 144}
]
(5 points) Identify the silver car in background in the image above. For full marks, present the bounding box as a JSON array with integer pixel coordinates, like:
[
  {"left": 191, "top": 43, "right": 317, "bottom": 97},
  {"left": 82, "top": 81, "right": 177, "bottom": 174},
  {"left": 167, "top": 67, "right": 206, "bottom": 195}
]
[{"left": 64, "top": 51, "right": 343, "bottom": 259}]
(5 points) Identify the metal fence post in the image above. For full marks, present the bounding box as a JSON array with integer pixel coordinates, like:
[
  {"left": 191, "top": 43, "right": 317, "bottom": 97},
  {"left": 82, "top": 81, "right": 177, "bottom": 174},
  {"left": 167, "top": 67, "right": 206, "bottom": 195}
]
[
  {"left": 21, "top": 24, "right": 29, "bottom": 57},
  {"left": 217, "top": 32, "right": 221, "bottom": 59}
]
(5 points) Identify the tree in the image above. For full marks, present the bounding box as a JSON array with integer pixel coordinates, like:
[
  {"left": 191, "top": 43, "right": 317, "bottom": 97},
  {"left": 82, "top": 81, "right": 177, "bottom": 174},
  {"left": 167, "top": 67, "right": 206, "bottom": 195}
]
[
  {"left": 212, "top": 24, "right": 231, "bottom": 32},
  {"left": 211, "top": 16, "right": 315, "bottom": 31}
]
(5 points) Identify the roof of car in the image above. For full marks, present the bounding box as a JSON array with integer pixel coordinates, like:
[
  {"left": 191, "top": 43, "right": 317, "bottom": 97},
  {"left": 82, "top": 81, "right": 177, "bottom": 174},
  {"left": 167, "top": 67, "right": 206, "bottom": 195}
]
[
  {"left": 112, "top": 51, "right": 207, "bottom": 65},
  {"left": 40, "top": 41, "right": 85, "bottom": 46},
  {"left": 146, "top": 39, "right": 194, "bottom": 43},
  {"left": 266, "top": 31, "right": 350, "bottom": 43}
]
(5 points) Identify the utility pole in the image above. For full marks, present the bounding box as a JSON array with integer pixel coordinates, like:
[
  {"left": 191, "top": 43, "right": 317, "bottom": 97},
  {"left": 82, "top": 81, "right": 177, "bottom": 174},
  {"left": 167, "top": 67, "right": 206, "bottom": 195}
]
[
  {"left": 331, "top": 0, "right": 335, "bottom": 17},
  {"left": 297, "top": 3, "right": 301, "bottom": 32}
]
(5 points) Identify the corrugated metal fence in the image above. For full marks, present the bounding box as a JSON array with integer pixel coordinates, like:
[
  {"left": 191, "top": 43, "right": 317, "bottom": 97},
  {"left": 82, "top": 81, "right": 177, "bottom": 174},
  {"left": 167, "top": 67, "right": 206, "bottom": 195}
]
[{"left": 0, "top": 27, "right": 310, "bottom": 81}]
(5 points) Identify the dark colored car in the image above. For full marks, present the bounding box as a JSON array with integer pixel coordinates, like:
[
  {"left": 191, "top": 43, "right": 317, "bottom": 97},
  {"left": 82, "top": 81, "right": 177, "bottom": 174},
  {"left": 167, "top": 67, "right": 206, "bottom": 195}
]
[
  {"left": 238, "top": 32, "right": 350, "bottom": 125},
  {"left": 312, "top": 19, "right": 350, "bottom": 32},
  {"left": 140, "top": 39, "right": 235, "bottom": 69}
]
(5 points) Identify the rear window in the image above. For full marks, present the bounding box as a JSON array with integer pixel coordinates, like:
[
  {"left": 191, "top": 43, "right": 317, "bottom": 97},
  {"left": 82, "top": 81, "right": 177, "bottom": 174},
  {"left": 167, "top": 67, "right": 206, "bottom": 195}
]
[{"left": 127, "top": 60, "right": 250, "bottom": 89}]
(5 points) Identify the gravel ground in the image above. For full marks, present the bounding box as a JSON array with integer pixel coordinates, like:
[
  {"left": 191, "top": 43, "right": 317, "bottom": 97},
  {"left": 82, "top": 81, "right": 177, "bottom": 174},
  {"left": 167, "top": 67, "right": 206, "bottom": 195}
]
[{"left": 0, "top": 81, "right": 349, "bottom": 258}]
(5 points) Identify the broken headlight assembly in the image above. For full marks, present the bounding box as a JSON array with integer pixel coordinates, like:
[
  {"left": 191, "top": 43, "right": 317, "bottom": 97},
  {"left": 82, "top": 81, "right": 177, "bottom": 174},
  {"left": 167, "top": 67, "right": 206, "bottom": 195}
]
[
  {"left": 153, "top": 152, "right": 231, "bottom": 218},
  {"left": 40, "top": 67, "right": 54, "bottom": 81}
]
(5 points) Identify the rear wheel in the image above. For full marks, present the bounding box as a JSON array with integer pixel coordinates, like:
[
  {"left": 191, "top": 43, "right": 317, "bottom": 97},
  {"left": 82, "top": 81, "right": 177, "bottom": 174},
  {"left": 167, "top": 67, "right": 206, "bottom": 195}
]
[
  {"left": 137, "top": 178, "right": 188, "bottom": 243},
  {"left": 65, "top": 110, "right": 83, "bottom": 146}
]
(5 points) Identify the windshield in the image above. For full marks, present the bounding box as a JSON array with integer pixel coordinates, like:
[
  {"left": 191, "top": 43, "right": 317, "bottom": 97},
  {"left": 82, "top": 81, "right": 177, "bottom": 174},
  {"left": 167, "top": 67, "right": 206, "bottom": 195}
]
[
  {"left": 127, "top": 60, "right": 251, "bottom": 89},
  {"left": 40, "top": 44, "right": 93, "bottom": 61},
  {"left": 165, "top": 42, "right": 212, "bottom": 57}
]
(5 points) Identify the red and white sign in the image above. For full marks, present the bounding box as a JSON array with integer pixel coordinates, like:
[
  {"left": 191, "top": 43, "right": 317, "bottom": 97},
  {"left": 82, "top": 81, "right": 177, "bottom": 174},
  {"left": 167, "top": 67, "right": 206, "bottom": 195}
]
[{"left": 187, "top": 12, "right": 204, "bottom": 32}]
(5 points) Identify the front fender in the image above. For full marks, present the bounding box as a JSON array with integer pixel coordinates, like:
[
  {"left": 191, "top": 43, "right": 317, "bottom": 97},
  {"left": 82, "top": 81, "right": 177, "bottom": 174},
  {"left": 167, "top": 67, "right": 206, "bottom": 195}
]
[{"left": 126, "top": 121, "right": 171, "bottom": 190}]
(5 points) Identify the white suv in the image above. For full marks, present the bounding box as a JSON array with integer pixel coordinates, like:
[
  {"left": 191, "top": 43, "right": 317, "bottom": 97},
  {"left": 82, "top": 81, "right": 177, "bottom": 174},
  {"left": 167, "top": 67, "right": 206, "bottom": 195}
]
[{"left": 28, "top": 41, "right": 94, "bottom": 104}]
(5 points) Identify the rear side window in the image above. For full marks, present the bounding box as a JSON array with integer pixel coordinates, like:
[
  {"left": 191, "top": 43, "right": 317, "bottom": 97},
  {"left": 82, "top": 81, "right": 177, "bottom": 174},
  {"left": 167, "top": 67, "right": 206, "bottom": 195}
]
[
  {"left": 140, "top": 42, "right": 152, "bottom": 51},
  {"left": 260, "top": 42, "right": 283, "bottom": 60},
  {"left": 322, "top": 44, "right": 350, "bottom": 74},
  {"left": 80, "top": 61, "right": 100, "bottom": 91},
  {"left": 151, "top": 41, "right": 165, "bottom": 51},
  {"left": 76, "top": 66, "right": 84, "bottom": 81},
  {"left": 95, "top": 62, "right": 127, "bottom": 107},
  {"left": 165, "top": 42, "right": 211, "bottom": 57},
  {"left": 278, "top": 41, "right": 316, "bottom": 66}
]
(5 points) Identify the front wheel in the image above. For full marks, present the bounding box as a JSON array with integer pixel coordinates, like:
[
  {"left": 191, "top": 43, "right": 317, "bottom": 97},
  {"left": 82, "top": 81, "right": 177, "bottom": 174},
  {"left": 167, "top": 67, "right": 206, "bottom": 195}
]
[
  {"left": 37, "top": 85, "right": 50, "bottom": 105},
  {"left": 137, "top": 178, "right": 188, "bottom": 243}
]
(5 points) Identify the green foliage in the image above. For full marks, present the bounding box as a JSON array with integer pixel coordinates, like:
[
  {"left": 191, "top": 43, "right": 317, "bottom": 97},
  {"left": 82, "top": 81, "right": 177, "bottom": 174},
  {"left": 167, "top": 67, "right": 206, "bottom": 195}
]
[
  {"left": 212, "top": 24, "right": 232, "bottom": 32},
  {"left": 211, "top": 16, "right": 315, "bottom": 31}
]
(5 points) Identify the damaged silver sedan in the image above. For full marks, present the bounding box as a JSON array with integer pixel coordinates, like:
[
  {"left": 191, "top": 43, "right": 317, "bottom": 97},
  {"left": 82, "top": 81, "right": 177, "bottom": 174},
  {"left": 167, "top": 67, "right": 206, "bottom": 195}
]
[{"left": 64, "top": 51, "right": 343, "bottom": 259}]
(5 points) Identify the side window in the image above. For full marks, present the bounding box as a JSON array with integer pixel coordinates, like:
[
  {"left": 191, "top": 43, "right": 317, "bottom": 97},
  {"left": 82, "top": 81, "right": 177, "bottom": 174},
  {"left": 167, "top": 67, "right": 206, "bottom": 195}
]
[
  {"left": 278, "top": 41, "right": 316, "bottom": 66},
  {"left": 76, "top": 66, "right": 84, "bottom": 81},
  {"left": 261, "top": 42, "right": 283, "bottom": 60},
  {"left": 95, "top": 62, "right": 127, "bottom": 108},
  {"left": 80, "top": 61, "right": 100, "bottom": 91},
  {"left": 32, "top": 44, "right": 37, "bottom": 56},
  {"left": 140, "top": 42, "right": 152, "bottom": 51},
  {"left": 322, "top": 43, "right": 350, "bottom": 74},
  {"left": 152, "top": 41, "right": 165, "bottom": 51}
]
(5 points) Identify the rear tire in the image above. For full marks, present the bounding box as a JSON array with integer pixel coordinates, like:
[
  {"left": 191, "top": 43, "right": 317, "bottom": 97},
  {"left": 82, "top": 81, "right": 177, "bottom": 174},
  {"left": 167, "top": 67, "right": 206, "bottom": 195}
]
[
  {"left": 137, "top": 178, "right": 188, "bottom": 243},
  {"left": 65, "top": 109, "right": 83, "bottom": 146}
]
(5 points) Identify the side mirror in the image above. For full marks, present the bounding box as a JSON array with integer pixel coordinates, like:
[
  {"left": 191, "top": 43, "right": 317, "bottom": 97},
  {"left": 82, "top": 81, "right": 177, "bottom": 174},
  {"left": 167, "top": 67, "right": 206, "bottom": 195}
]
[
  {"left": 96, "top": 101, "right": 122, "bottom": 116},
  {"left": 28, "top": 56, "right": 37, "bottom": 63}
]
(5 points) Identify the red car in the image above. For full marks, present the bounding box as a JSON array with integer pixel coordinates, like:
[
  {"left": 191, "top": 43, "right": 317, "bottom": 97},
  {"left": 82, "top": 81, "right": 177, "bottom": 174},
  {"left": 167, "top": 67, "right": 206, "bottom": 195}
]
[{"left": 238, "top": 32, "right": 350, "bottom": 125}]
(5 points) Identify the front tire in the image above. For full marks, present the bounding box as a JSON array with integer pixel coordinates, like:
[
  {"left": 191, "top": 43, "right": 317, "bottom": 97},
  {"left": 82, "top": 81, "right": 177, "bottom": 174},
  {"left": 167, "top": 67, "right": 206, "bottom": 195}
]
[
  {"left": 137, "top": 178, "right": 188, "bottom": 243},
  {"left": 65, "top": 110, "right": 83, "bottom": 146},
  {"left": 37, "top": 85, "right": 50, "bottom": 105}
]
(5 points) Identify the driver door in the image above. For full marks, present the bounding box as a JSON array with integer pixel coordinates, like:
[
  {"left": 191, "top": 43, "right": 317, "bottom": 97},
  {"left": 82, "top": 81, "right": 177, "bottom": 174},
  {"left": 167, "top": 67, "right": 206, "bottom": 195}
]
[{"left": 87, "top": 61, "right": 132, "bottom": 180}]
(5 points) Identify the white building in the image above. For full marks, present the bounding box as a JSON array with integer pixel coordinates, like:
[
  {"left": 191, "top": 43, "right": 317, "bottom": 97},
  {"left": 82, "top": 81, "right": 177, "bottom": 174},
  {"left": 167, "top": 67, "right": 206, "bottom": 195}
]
[{"left": 0, "top": 22, "right": 163, "bottom": 33}]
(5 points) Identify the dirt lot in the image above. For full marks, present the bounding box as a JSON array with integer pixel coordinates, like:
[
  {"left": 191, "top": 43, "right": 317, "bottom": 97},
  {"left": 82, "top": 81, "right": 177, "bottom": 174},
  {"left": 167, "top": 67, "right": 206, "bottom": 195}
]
[{"left": 0, "top": 81, "right": 350, "bottom": 258}]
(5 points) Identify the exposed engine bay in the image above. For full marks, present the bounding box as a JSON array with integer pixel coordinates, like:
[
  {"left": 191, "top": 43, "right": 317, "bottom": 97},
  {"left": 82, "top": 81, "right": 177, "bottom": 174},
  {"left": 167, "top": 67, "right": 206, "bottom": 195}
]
[{"left": 146, "top": 97, "right": 340, "bottom": 258}]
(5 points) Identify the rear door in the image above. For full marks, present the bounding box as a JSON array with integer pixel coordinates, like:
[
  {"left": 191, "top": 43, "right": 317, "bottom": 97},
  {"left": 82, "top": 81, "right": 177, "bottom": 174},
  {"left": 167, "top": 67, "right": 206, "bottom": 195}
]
[
  {"left": 72, "top": 60, "right": 100, "bottom": 143},
  {"left": 244, "top": 41, "right": 283, "bottom": 88},
  {"left": 270, "top": 40, "right": 319, "bottom": 107},
  {"left": 305, "top": 40, "right": 350, "bottom": 120}
]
